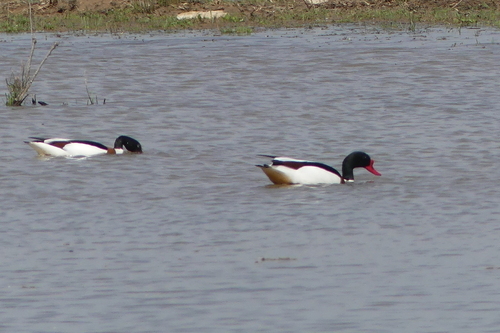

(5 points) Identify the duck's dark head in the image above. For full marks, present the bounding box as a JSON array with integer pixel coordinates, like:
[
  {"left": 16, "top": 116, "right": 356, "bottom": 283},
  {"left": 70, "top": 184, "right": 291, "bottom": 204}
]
[
  {"left": 342, "top": 151, "right": 381, "bottom": 181},
  {"left": 114, "top": 136, "right": 143, "bottom": 153}
]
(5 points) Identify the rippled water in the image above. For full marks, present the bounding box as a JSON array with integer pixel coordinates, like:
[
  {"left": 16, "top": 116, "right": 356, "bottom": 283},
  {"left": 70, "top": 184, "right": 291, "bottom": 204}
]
[{"left": 1, "top": 26, "right": 500, "bottom": 332}]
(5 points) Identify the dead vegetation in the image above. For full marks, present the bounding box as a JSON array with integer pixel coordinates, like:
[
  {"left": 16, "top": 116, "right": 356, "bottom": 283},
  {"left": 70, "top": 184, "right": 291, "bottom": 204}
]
[
  {"left": 6, "top": 39, "right": 58, "bottom": 106},
  {"left": 4, "top": 1, "right": 58, "bottom": 106}
]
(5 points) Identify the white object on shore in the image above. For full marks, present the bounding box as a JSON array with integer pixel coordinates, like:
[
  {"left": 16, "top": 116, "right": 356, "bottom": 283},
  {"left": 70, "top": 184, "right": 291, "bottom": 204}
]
[
  {"left": 304, "top": 0, "right": 329, "bottom": 4},
  {"left": 177, "top": 10, "right": 228, "bottom": 20}
]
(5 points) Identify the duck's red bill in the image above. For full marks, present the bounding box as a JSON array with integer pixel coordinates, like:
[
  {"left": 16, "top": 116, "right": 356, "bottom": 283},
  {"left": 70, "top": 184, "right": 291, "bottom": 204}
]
[{"left": 365, "top": 160, "right": 381, "bottom": 176}]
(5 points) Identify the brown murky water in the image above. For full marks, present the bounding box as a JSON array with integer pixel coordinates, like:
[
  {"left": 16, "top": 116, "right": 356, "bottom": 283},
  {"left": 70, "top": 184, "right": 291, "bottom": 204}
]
[{"left": 1, "top": 26, "right": 500, "bottom": 332}]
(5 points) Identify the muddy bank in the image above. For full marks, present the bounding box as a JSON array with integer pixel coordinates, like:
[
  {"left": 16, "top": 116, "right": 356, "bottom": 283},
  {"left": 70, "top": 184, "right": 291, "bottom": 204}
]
[{"left": 1, "top": 0, "right": 499, "bottom": 32}]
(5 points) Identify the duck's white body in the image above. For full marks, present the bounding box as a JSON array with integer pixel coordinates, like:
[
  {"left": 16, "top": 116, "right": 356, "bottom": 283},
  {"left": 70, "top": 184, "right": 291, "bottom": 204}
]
[
  {"left": 26, "top": 136, "right": 142, "bottom": 157},
  {"left": 28, "top": 138, "right": 119, "bottom": 157},
  {"left": 257, "top": 152, "right": 381, "bottom": 185},
  {"left": 259, "top": 157, "right": 344, "bottom": 185}
]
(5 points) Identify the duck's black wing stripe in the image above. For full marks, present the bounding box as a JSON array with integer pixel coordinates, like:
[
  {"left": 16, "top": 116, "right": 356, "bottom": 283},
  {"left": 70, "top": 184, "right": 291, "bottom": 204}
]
[
  {"left": 71, "top": 140, "right": 108, "bottom": 150},
  {"left": 29, "top": 137, "right": 47, "bottom": 142},
  {"left": 272, "top": 160, "right": 342, "bottom": 177}
]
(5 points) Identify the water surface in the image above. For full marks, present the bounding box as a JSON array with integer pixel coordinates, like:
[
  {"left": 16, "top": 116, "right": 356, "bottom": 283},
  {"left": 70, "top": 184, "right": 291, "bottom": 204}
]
[{"left": 1, "top": 26, "right": 500, "bottom": 332}]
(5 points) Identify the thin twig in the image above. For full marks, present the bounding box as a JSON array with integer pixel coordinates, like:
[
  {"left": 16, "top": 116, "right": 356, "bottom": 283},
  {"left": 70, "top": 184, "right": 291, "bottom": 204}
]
[
  {"left": 17, "top": 42, "right": 58, "bottom": 103},
  {"left": 25, "top": 38, "right": 37, "bottom": 79},
  {"left": 451, "top": 0, "right": 463, "bottom": 9},
  {"left": 28, "top": 0, "right": 34, "bottom": 36},
  {"left": 84, "top": 76, "right": 94, "bottom": 105},
  {"left": 24, "top": 0, "right": 36, "bottom": 93}
]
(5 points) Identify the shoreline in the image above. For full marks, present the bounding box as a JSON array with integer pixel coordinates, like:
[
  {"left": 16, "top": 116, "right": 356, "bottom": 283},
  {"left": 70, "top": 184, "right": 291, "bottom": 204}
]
[{"left": 1, "top": 0, "right": 499, "bottom": 34}]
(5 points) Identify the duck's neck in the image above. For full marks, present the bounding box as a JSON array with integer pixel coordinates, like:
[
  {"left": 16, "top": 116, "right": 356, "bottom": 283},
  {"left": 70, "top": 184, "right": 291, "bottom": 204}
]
[
  {"left": 342, "top": 173, "right": 354, "bottom": 182},
  {"left": 342, "top": 159, "right": 355, "bottom": 181},
  {"left": 107, "top": 148, "right": 124, "bottom": 154}
]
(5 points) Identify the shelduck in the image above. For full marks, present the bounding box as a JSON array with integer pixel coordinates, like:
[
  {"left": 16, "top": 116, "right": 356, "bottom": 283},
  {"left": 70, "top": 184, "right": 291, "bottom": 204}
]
[
  {"left": 257, "top": 151, "right": 380, "bottom": 185},
  {"left": 26, "top": 135, "right": 143, "bottom": 157}
]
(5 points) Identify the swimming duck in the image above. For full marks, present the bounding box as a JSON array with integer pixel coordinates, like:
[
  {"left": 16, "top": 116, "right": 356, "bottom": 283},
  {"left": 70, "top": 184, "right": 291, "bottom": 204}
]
[
  {"left": 256, "top": 151, "right": 381, "bottom": 185},
  {"left": 26, "top": 135, "right": 143, "bottom": 157}
]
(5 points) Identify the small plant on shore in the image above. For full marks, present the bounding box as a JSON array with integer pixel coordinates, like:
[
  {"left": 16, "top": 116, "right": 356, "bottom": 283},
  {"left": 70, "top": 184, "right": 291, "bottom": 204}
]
[
  {"left": 455, "top": 10, "right": 477, "bottom": 27},
  {"left": 157, "top": 0, "right": 181, "bottom": 5},
  {"left": 131, "top": 0, "right": 157, "bottom": 14}
]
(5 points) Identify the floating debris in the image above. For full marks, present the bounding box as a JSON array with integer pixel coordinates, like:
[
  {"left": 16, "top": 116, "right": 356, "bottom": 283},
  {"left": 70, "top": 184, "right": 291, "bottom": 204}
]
[{"left": 255, "top": 257, "right": 297, "bottom": 263}]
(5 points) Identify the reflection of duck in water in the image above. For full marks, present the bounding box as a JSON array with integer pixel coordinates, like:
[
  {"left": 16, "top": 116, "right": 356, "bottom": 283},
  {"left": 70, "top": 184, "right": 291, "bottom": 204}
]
[
  {"left": 26, "top": 136, "right": 143, "bottom": 157},
  {"left": 257, "top": 151, "right": 381, "bottom": 185}
]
